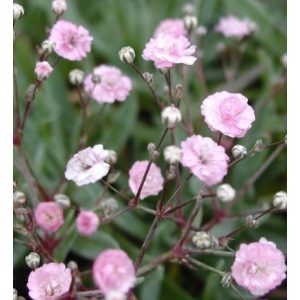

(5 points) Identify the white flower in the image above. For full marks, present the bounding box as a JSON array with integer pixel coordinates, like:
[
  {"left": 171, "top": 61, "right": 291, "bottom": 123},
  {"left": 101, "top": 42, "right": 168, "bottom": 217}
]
[
  {"left": 216, "top": 184, "right": 236, "bottom": 202},
  {"left": 52, "top": 0, "right": 67, "bottom": 15},
  {"left": 163, "top": 145, "right": 182, "bottom": 164},
  {"left": 13, "top": 3, "right": 24, "bottom": 21},
  {"left": 65, "top": 145, "right": 110, "bottom": 186}
]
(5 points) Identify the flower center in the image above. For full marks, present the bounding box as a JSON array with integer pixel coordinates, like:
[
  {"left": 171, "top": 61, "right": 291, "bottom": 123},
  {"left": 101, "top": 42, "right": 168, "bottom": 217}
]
[
  {"left": 45, "top": 280, "right": 61, "bottom": 296},
  {"left": 220, "top": 97, "right": 244, "bottom": 121},
  {"left": 247, "top": 263, "right": 258, "bottom": 275}
]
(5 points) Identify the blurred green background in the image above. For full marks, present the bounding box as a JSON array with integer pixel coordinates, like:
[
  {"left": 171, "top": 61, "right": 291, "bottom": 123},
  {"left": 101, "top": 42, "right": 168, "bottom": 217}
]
[{"left": 13, "top": 0, "right": 286, "bottom": 299}]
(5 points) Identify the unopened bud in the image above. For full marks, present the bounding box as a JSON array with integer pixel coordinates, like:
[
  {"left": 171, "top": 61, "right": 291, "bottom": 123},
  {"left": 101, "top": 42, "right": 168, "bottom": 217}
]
[
  {"left": 13, "top": 288, "right": 18, "bottom": 300},
  {"left": 54, "top": 193, "right": 71, "bottom": 209},
  {"left": 166, "top": 165, "right": 176, "bottom": 180},
  {"left": 69, "top": 69, "right": 84, "bottom": 86},
  {"left": 196, "top": 26, "right": 207, "bottom": 36},
  {"left": 13, "top": 3, "right": 24, "bottom": 21},
  {"left": 25, "top": 252, "right": 40, "bottom": 269},
  {"left": 13, "top": 191, "right": 26, "bottom": 204},
  {"left": 231, "top": 144, "right": 247, "bottom": 159},
  {"left": 35, "top": 61, "right": 53, "bottom": 81},
  {"left": 252, "top": 139, "right": 264, "bottom": 153},
  {"left": 184, "top": 15, "right": 198, "bottom": 31},
  {"left": 192, "top": 231, "right": 219, "bottom": 249},
  {"left": 161, "top": 105, "right": 182, "bottom": 128},
  {"left": 100, "top": 197, "right": 119, "bottom": 216},
  {"left": 67, "top": 260, "right": 79, "bottom": 271},
  {"left": 163, "top": 145, "right": 182, "bottom": 164},
  {"left": 52, "top": 0, "right": 67, "bottom": 16},
  {"left": 221, "top": 273, "right": 233, "bottom": 288},
  {"left": 175, "top": 84, "right": 183, "bottom": 102},
  {"left": 41, "top": 40, "right": 55, "bottom": 55},
  {"left": 105, "top": 150, "right": 118, "bottom": 165},
  {"left": 143, "top": 72, "right": 153, "bottom": 86},
  {"left": 246, "top": 215, "right": 259, "bottom": 228},
  {"left": 119, "top": 46, "right": 135, "bottom": 64},
  {"left": 216, "top": 184, "right": 236, "bottom": 202},
  {"left": 273, "top": 191, "right": 287, "bottom": 209}
]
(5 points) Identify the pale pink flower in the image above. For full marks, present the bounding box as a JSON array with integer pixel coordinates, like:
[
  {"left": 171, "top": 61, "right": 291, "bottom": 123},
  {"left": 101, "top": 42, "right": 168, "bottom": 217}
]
[
  {"left": 93, "top": 249, "right": 136, "bottom": 297},
  {"left": 200, "top": 91, "right": 255, "bottom": 138},
  {"left": 180, "top": 135, "right": 229, "bottom": 186},
  {"left": 215, "top": 15, "right": 256, "bottom": 39},
  {"left": 76, "top": 210, "right": 100, "bottom": 236},
  {"left": 49, "top": 20, "right": 93, "bottom": 61},
  {"left": 27, "top": 263, "right": 72, "bottom": 300},
  {"left": 231, "top": 238, "right": 286, "bottom": 296},
  {"left": 84, "top": 65, "right": 132, "bottom": 103},
  {"left": 128, "top": 160, "right": 164, "bottom": 199},
  {"left": 65, "top": 144, "right": 110, "bottom": 186},
  {"left": 34, "top": 61, "right": 53, "bottom": 81},
  {"left": 52, "top": 0, "right": 67, "bottom": 15},
  {"left": 154, "top": 19, "right": 187, "bottom": 37},
  {"left": 142, "top": 33, "right": 197, "bottom": 69},
  {"left": 35, "top": 202, "right": 64, "bottom": 233}
]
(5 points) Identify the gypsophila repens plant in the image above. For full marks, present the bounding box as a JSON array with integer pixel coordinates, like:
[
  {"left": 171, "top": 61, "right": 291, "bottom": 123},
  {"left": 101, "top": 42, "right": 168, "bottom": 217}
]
[{"left": 13, "top": 1, "right": 287, "bottom": 299}]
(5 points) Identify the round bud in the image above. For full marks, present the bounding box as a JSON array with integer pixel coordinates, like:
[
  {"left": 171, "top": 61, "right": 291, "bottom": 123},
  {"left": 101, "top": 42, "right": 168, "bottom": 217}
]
[
  {"left": 273, "top": 191, "right": 287, "bottom": 209},
  {"left": 221, "top": 273, "right": 233, "bottom": 288},
  {"left": 91, "top": 73, "right": 101, "bottom": 84},
  {"left": 13, "top": 191, "right": 26, "bottom": 204},
  {"left": 54, "top": 193, "right": 71, "bottom": 209},
  {"left": 192, "top": 231, "right": 211, "bottom": 249},
  {"left": 35, "top": 61, "right": 53, "bottom": 81},
  {"left": 196, "top": 26, "right": 207, "bottom": 36},
  {"left": 52, "top": 0, "right": 67, "bottom": 15},
  {"left": 69, "top": 69, "right": 85, "bottom": 86},
  {"left": 119, "top": 46, "right": 135, "bottom": 64},
  {"left": 184, "top": 15, "right": 198, "bottom": 31},
  {"left": 281, "top": 54, "right": 287, "bottom": 68},
  {"left": 67, "top": 260, "right": 79, "bottom": 271},
  {"left": 161, "top": 105, "right": 182, "bottom": 128},
  {"left": 166, "top": 165, "right": 176, "bottom": 180},
  {"left": 163, "top": 145, "right": 182, "bottom": 164},
  {"left": 41, "top": 40, "right": 55, "bottom": 55},
  {"left": 100, "top": 197, "right": 119, "bottom": 216},
  {"left": 231, "top": 144, "right": 247, "bottom": 159},
  {"left": 143, "top": 72, "right": 153, "bottom": 86},
  {"left": 13, "top": 3, "right": 24, "bottom": 21},
  {"left": 105, "top": 150, "right": 118, "bottom": 165},
  {"left": 13, "top": 288, "right": 18, "bottom": 300},
  {"left": 25, "top": 252, "right": 40, "bottom": 269},
  {"left": 216, "top": 184, "right": 236, "bottom": 202},
  {"left": 253, "top": 139, "right": 264, "bottom": 153},
  {"left": 246, "top": 215, "right": 259, "bottom": 228}
]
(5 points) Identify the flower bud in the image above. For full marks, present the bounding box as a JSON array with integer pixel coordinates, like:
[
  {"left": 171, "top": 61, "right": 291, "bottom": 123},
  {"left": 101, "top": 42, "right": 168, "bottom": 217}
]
[
  {"left": 100, "top": 197, "right": 119, "bottom": 216},
  {"left": 13, "top": 3, "right": 24, "bottom": 21},
  {"left": 221, "top": 273, "right": 233, "bottom": 288},
  {"left": 252, "top": 139, "right": 264, "bottom": 153},
  {"left": 54, "top": 193, "right": 71, "bottom": 209},
  {"left": 161, "top": 105, "right": 182, "bottom": 128},
  {"left": 119, "top": 46, "right": 135, "bottom": 64},
  {"left": 91, "top": 73, "right": 101, "bottom": 84},
  {"left": 166, "top": 165, "right": 176, "bottom": 180},
  {"left": 143, "top": 72, "right": 153, "bottom": 86},
  {"left": 13, "top": 288, "right": 18, "bottom": 300},
  {"left": 25, "top": 252, "right": 40, "bottom": 269},
  {"left": 196, "top": 26, "right": 207, "bottom": 36},
  {"left": 69, "top": 69, "right": 85, "bottom": 86},
  {"left": 105, "top": 150, "right": 118, "bottom": 165},
  {"left": 216, "top": 184, "right": 236, "bottom": 202},
  {"left": 184, "top": 15, "right": 198, "bottom": 31},
  {"left": 67, "top": 260, "right": 79, "bottom": 271},
  {"left": 192, "top": 231, "right": 219, "bottom": 249},
  {"left": 35, "top": 61, "right": 53, "bottom": 81},
  {"left": 273, "top": 191, "right": 287, "bottom": 209},
  {"left": 246, "top": 215, "right": 259, "bottom": 228},
  {"left": 41, "top": 40, "right": 55, "bottom": 55},
  {"left": 232, "top": 144, "right": 247, "bottom": 159},
  {"left": 175, "top": 84, "right": 183, "bottom": 102},
  {"left": 52, "top": 0, "right": 67, "bottom": 16},
  {"left": 163, "top": 145, "right": 182, "bottom": 164},
  {"left": 13, "top": 191, "right": 26, "bottom": 204}
]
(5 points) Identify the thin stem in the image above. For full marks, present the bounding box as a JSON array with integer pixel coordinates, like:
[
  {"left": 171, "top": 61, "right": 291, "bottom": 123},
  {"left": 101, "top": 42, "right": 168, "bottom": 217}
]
[
  {"left": 186, "top": 248, "right": 235, "bottom": 258},
  {"left": 13, "top": 66, "right": 21, "bottom": 129},
  {"left": 187, "top": 257, "right": 225, "bottom": 276},
  {"left": 77, "top": 87, "right": 88, "bottom": 149},
  {"left": 164, "top": 70, "right": 174, "bottom": 104}
]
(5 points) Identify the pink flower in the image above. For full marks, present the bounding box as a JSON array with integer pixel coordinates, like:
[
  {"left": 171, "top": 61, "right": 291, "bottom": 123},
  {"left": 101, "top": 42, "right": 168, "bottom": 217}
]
[
  {"left": 215, "top": 15, "right": 256, "bottom": 39},
  {"left": 65, "top": 144, "right": 110, "bottom": 186},
  {"left": 154, "top": 19, "right": 187, "bottom": 37},
  {"left": 142, "top": 33, "right": 197, "bottom": 69},
  {"left": 84, "top": 65, "right": 132, "bottom": 103},
  {"left": 34, "top": 61, "right": 53, "bottom": 81},
  {"left": 27, "top": 263, "right": 72, "bottom": 300},
  {"left": 76, "top": 210, "right": 100, "bottom": 236},
  {"left": 180, "top": 135, "right": 229, "bottom": 186},
  {"left": 128, "top": 160, "right": 164, "bottom": 199},
  {"left": 200, "top": 91, "right": 255, "bottom": 138},
  {"left": 231, "top": 238, "right": 286, "bottom": 296},
  {"left": 93, "top": 249, "right": 136, "bottom": 298},
  {"left": 35, "top": 202, "right": 64, "bottom": 233},
  {"left": 49, "top": 20, "right": 93, "bottom": 61}
]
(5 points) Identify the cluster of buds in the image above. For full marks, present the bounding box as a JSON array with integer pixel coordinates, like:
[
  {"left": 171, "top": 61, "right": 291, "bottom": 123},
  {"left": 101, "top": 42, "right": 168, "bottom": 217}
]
[
  {"left": 246, "top": 215, "right": 259, "bottom": 228},
  {"left": 216, "top": 184, "right": 236, "bottom": 202},
  {"left": 161, "top": 105, "right": 182, "bottom": 129},
  {"left": 163, "top": 145, "right": 182, "bottom": 165},
  {"left": 192, "top": 231, "right": 219, "bottom": 249},
  {"left": 147, "top": 143, "right": 159, "bottom": 160}
]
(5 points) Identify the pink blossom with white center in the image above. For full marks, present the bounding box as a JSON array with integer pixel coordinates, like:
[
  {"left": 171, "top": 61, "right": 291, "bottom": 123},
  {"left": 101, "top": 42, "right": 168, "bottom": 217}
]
[
  {"left": 34, "top": 61, "right": 53, "bottom": 81},
  {"left": 76, "top": 210, "right": 100, "bottom": 236},
  {"left": 65, "top": 144, "right": 110, "bottom": 186},
  {"left": 27, "top": 263, "right": 72, "bottom": 300},
  {"left": 215, "top": 15, "right": 256, "bottom": 39},
  {"left": 180, "top": 135, "right": 229, "bottom": 186},
  {"left": 142, "top": 33, "right": 197, "bottom": 69},
  {"left": 93, "top": 249, "right": 136, "bottom": 298},
  {"left": 154, "top": 19, "right": 187, "bottom": 37},
  {"left": 231, "top": 238, "right": 286, "bottom": 296},
  {"left": 84, "top": 65, "right": 132, "bottom": 103},
  {"left": 200, "top": 91, "right": 255, "bottom": 138},
  {"left": 35, "top": 202, "right": 64, "bottom": 233},
  {"left": 128, "top": 160, "right": 164, "bottom": 199},
  {"left": 49, "top": 20, "right": 93, "bottom": 61}
]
